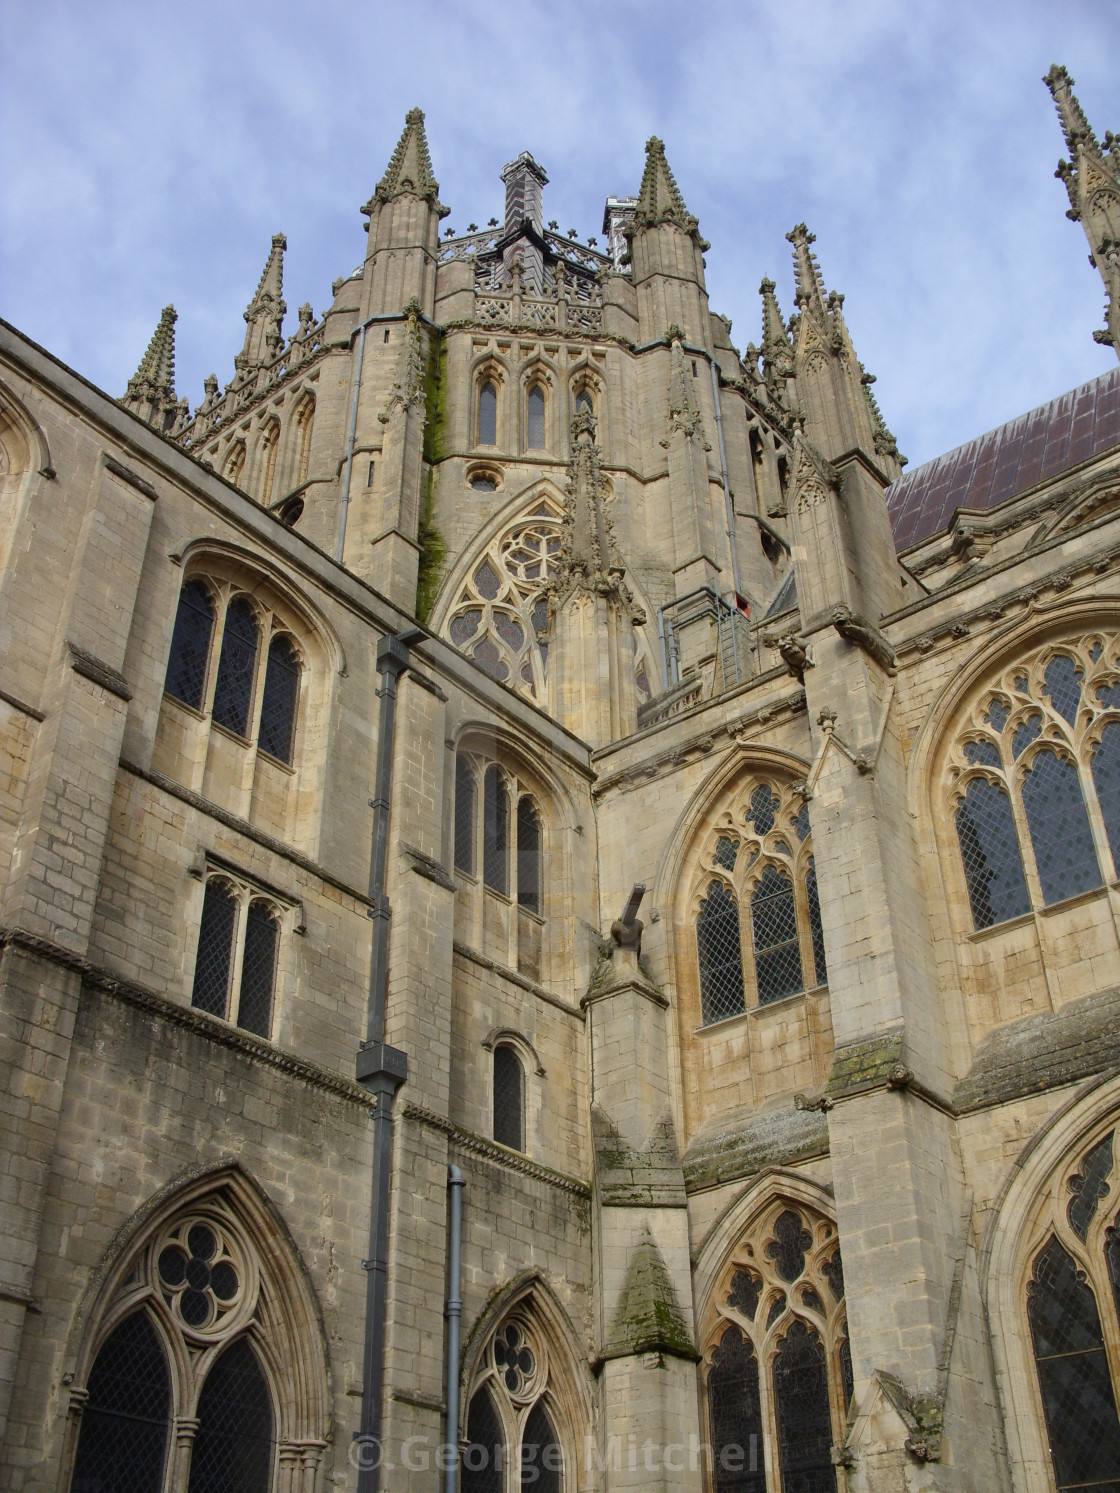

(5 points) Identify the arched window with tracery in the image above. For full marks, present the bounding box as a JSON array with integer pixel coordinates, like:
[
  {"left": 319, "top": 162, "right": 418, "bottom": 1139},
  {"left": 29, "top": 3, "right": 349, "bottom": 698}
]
[
  {"left": 224, "top": 441, "right": 246, "bottom": 488},
  {"left": 946, "top": 632, "right": 1120, "bottom": 929},
  {"left": 192, "top": 875, "right": 282, "bottom": 1040},
  {"left": 461, "top": 1310, "right": 570, "bottom": 1493},
  {"left": 493, "top": 1044, "right": 524, "bottom": 1151},
  {"left": 212, "top": 597, "right": 260, "bottom": 738},
  {"left": 478, "top": 380, "right": 498, "bottom": 446},
  {"left": 70, "top": 1312, "right": 170, "bottom": 1493},
  {"left": 291, "top": 393, "right": 315, "bottom": 486},
  {"left": 258, "top": 634, "right": 301, "bottom": 764},
  {"left": 703, "top": 1197, "right": 852, "bottom": 1493},
  {"left": 692, "top": 778, "right": 827, "bottom": 1025}
]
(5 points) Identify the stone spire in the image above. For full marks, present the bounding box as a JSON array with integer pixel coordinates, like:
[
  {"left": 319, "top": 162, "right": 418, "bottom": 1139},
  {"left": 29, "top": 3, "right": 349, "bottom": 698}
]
[
  {"left": 122, "top": 305, "right": 181, "bottom": 433},
  {"left": 1045, "top": 64, "right": 1120, "bottom": 359},
  {"left": 363, "top": 107, "right": 445, "bottom": 213},
  {"left": 627, "top": 138, "right": 710, "bottom": 347},
  {"left": 759, "top": 276, "right": 794, "bottom": 383},
  {"left": 787, "top": 222, "right": 828, "bottom": 320},
  {"left": 235, "top": 233, "right": 287, "bottom": 375},
  {"left": 635, "top": 137, "right": 700, "bottom": 236}
]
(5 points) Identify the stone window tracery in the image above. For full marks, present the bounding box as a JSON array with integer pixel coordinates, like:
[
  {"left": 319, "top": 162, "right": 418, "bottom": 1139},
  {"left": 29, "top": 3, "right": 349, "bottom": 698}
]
[
  {"left": 946, "top": 631, "right": 1120, "bottom": 930},
  {"left": 704, "top": 1198, "right": 851, "bottom": 1493},
  {"left": 461, "top": 1313, "right": 564, "bottom": 1493},
  {"left": 478, "top": 380, "right": 498, "bottom": 446},
  {"left": 692, "top": 778, "right": 826, "bottom": 1026},
  {"left": 191, "top": 874, "right": 282, "bottom": 1039}
]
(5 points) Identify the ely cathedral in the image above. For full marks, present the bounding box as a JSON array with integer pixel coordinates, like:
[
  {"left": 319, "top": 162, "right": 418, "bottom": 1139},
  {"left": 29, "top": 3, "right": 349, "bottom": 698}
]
[{"left": 3, "top": 62, "right": 1120, "bottom": 1493}]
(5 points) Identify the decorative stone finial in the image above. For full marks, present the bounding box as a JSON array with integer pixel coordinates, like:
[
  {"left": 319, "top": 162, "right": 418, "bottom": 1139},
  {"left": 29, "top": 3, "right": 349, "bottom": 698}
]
[{"left": 122, "top": 304, "right": 180, "bottom": 433}]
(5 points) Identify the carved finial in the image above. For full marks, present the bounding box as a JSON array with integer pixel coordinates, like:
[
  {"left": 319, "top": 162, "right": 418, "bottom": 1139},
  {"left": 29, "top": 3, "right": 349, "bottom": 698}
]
[
  {"left": 759, "top": 277, "right": 794, "bottom": 383},
  {"left": 362, "top": 106, "right": 447, "bottom": 219},
  {"left": 786, "top": 224, "right": 828, "bottom": 318},
  {"left": 122, "top": 305, "right": 180, "bottom": 433},
  {"left": 635, "top": 137, "right": 701, "bottom": 237},
  {"left": 235, "top": 233, "right": 287, "bottom": 374}
]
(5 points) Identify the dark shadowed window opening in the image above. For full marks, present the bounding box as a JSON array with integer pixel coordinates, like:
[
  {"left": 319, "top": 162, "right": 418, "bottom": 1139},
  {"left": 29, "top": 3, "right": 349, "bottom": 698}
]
[
  {"left": 236, "top": 901, "right": 278, "bottom": 1038},
  {"left": 493, "top": 1045, "right": 524, "bottom": 1151},
  {"left": 70, "top": 1313, "right": 170, "bottom": 1493},
  {"left": 211, "top": 597, "right": 260, "bottom": 738},
  {"left": 258, "top": 635, "right": 300, "bottom": 763},
  {"left": 192, "top": 880, "right": 238, "bottom": 1018},
  {"left": 165, "top": 580, "right": 216, "bottom": 710},
  {"left": 187, "top": 1338, "right": 273, "bottom": 1493}
]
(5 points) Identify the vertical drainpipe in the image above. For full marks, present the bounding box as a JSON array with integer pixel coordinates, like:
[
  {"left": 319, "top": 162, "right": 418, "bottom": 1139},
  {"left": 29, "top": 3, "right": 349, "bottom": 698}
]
[
  {"left": 337, "top": 321, "right": 368, "bottom": 563},
  {"left": 355, "top": 627, "right": 425, "bottom": 1492},
  {"left": 444, "top": 1166, "right": 465, "bottom": 1493},
  {"left": 709, "top": 355, "right": 742, "bottom": 602}
]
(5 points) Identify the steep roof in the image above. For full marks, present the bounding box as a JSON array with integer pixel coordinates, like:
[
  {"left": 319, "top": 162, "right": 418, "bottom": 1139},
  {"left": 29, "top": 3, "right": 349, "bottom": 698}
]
[{"left": 886, "top": 365, "right": 1120, "bottom": 551}]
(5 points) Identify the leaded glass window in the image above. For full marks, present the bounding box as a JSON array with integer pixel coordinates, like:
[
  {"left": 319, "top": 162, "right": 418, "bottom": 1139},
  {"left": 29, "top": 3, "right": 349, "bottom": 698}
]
[
  {"left": 192, "top": 880, "right": 238, "bottom": 1018},
  {"left": 464, "top": 1310, "right": 569, "bottom": 1493},
  {"left": 517, "top": 797, "right": 541, "bottom": 915},
  {"left": 521, "top": 1400, "right": 561, "bottom": 1493},
  {"left": 258, "top": 634, "right": 300, "bottom": 763},
  {"left": 708, "top": 1325, "right": 766, "bottom": 1493},
  {"left": 697, "top": 882, "right": 745, "bottom": 1023},
  {"left": 806, "top": 858, "right": 827, "bottom": 986},
  {"left": 211, "top": 597, "right": 260, "bottom": 738},
  {"left": 192, "top": 878, "right": 282, "bottom": 1037},
  {"left": 462, "top": 1388, "right": 504, "bottom": 1493},
  {"left": 165, "top": 580, "right": 215, "bottom": 710},
  {"left": 751, "top": 866, "right": 803, "bottom": 1005},
  {"left": 955, "top": 778, "right": 1030, "bottom": 930},
  {"left": 1021, "top": 748, "right": 1102, "bottom": 904},
  {"left": 493, "top": 1045, "right": 524, "bottom": 1151},
  {"left": 478, "top": 381, "right": 498, "bottom": 445},
  {"left": 484, "top": 766, "right": 509, "bottom": 895},
  {"left": 527, "top": 387, "right": 546, "bottom": 449},
  {"left": 456, "top": 755, "right": 477, "bottom": 874},
  {"left": 575, "top": 390, "right": 594, "bottom": 417},
  {"left": 70, "top": 1313, "right": 170, "bottom": 1493},
  {"left": 236, "top": 902, "right": 278, "bottom": 1038},
  {"left": 772, "top": 1319, "right": 837, "bottom": 1493},
  {"left": 188, "top": 1338, "right": 274, "bottom": 1493},
  {"left": 1091, "top": 722, "right": 1120, "bottom": 872}
]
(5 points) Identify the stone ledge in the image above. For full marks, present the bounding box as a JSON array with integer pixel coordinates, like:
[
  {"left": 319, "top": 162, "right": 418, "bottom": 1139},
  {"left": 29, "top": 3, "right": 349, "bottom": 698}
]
[
  {"left": 682, "top": 1104, "right": 829, "bottom": 1191},
  {"left": 403, "top": 1099, "right": 591, "bottom": 1197}
]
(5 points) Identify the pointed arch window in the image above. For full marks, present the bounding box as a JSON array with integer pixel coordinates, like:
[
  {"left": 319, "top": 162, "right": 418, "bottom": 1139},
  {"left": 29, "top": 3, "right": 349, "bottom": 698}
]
[
  {"left": 750, "top": 865, "right": 803, "bottom": 1005},
  {"left": 517, "top": 797, "right": 541, "bottom": 915},
  {"left": 165, "top": 580, "right": 216, "bottom": 710},
  {"left": 461, "top": 1310, "right": 571, "bottom": 1493},
  {"left": 462, "top": 1386, "right": 505, "bottom": 1493},
  {"left": 527, "top": 386, "right": 546, "bottom": 449},
  {"left": 478, "top": 381, "right": 498, "bottom": 446},
  {"left": 292, "top": 393, "right": 315, "bottom": 486},
  {"left": 188, "top": 1338, "right": 274, "bottom": 1493},
  {"left": 224, "top": 442, "right": 246, "bottom": 487},
  {"left": 211, "top": 597, "right": 260, "bottom": 738},
  {"left": 493, "top": 1044, "right": 524, "bottom": 1151},
  {"left": 257, "top": 417, "right": 281, "bottom": 506},
  {"left": 258, "top": 634, "right": 300, "bottom": 764},
  {"left": 708, "top": 1325, "right": 766, "bottom": 1492},
  {"left": 947, "top": 633, "right": 1120, "bottom": 929},
  {"left": 520, "top": 1401, "right": 561, "bottom": 1493},
  {"left": 697, "top": 882, "right": 745, "bottom": 1024},
  {"left": 192, "top": 875, "right": 283, "bottom": 1040},
  {"left": 69, "top": 1313, "right": 170, "bottom": 1493},
  {"left": 483, "top": 766, "right": 510, "bottom": 895}
]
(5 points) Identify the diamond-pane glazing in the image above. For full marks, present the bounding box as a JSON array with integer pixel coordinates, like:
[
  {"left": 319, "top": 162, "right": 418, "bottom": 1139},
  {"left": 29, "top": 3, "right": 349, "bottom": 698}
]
[
  {"left": 1022, "top": 749, "right": 1102, "bottom": 904},
  {"left": 1068, "top": 1134, "right": 1115, "bottom": 1242},
  {"left": 257, "top": 635, "right": 299, "bottom": 763},
  {"left": 1028, "top": 1236, "right": 1120, "bottom": 1491},
  {"left": 483, "top": 766, "right": 509, "bottom": 894},
  {"left": 746, "top": 785, "right": 778, "bottom": 835},
  {"left": 187, "top": 1338, "right": 272, "bottom": 1493},
  {"left": 708, "top": 1325, "right": 766, "bottom": 1493},
  {"left": 750, "top": 867, "right": 803, "bottom": 1005},
  {"left": 1011, "top": 713, "right": 1042, "bottom": 759},
  {"left": 697, "top": 882, "right": 745, "bottom": 1024},
  {"left": 520, "top": 1401, "right": 561, "bottom": 1493},
  {"left": 517, "top": 797, "right": 541, "bottom": 913},
  {"left": 772, "top": 1319, "right": 838, "bottom": 1493},
  {"left": 955, "top": 778, "right": 1030, "bottom": 930},
  {"left": 964, "top": 739, "right": 1002, "bottom": 767},
  {"left": 192, "top": 881, "right": 237, "bottom": 1018},
  {"left": 806, "top": 859, "right": 827, "bottom": 986},
  {"left": 715, "top": 836, "right": 739, "bottom": 870},
  {"left": 1044, "top": 654, "right": 1083, "bottom": 726},
  {"left": 70, "top": 1313, "right": 170, "bottom": 1493},
  {"left": 1091, "top": 722, "right": 1120, "bottom": 873},
  {"left": 455, "top": 757, "right": 476, "bottom": 873},
  {"left": 462, "top": 1388, "right": 504, "bottom": 1493},
  {"left": 236, "top": 902, "right": 278, "bottom": 1038},
  {"left": 211, "top": 598, "right": 259, "bottom": 738},
  {"left": 493, "top": 1046, "right": 523, "bottom": 1151},
  {"left": 165, "top": 581, "right": 215, "bottom": 710}
]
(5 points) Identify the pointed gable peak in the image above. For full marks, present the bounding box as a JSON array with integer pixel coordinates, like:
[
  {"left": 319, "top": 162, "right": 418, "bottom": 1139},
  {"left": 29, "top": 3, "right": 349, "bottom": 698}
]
[
  {"left": 366, "top": 107, "right": 445, "bottom": 214},
  {"left": 635, "top": 136, "right": 699, "bottom": 235},
  {"left": 786, "top": 223, "right": 828, "bottom": 317}
]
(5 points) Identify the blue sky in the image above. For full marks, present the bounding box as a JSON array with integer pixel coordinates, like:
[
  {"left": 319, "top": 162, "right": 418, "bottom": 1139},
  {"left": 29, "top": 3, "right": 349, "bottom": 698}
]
[{"left": 2, "top": 0, "right": 1117, "bottom": 469}]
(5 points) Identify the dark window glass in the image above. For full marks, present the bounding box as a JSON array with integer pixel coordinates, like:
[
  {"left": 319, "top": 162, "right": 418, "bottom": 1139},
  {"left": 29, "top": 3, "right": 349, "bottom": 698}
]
[
  {"left": 517, "top": 797, "right": 542, "bottom": 914},
  {"left": 823, "top": 1250, "right": 844, "bottom": 1302},
  {"left": 192, "top": 881, "right": 238, "bottom": 1018},
  {"left": 462, "top": 1387, "right": 504, "bottom": 1493},
  {"left": 806, "top": 858, "right": 827, "bottom": 986},
  {"left": 767, "top": 1210, "right": 812, "bottom": 1283},
  {"left": 728, "top": 1270, "right": 762, "bottom": 1320},
  {"left": 1021, "top": 748, "right": 1102, "bottom": 905},
  {"left": 1028, "top": 1235, "right": 1120, "bottom": 1491},
  {"left": 483, "top": 766, "right": 509, "bottom": 894},
  {"left": 697, "top": 882, "right": 745, "bottom": 1024},
  {"left": 165, "top": 581, "right": 215, "bottom": 710},
  {"left": 211, "top": 598, "right": 260, "bottom": 738},
  {"left": 70, "top": 1313, "right": 169, "bottom": 1493},
  {"left": 771, "top": 1319, "right": 837, "bottom": 1493},
  {"left": 839, "top": 1330, "right": 855, "bottom": 1416},
  {"left": 1091, "top": 722, "right": 1120, "bottom": 874},
  {"left": 188, "top": 1338, "right": 273, "bottom": 1493},
  {"left": 708, "top": 1325, "right": 766, "bottom": 1493},
  {"left": 493, "top": 1045, "right": 523, "bottom": 1151},
  {"left": 478, "top": 382, "right": 498, "bottom": 445},
  {"left": 521, "top": 1400, "right": 561, "bottom": 1493},
  {"left": 746, "top": 784, "right": 778, "bottom": 835},
  {"left": 1043, "top": 654, "right": 1083, "bottom": 726},
  {"left": 236, "top": 902, "right": 278, "bottom": 1038},
  {"left": 575, "top": 390, "right": 594, "bottom": 417},
  {"left": 955, "top": 778, "right": 1031, "bottom": 929},
  {"left": 1012, "top": 713, "right": 1042, "bottom": 759},
  {"left": 1068, "top": 1133, "right": 1115, "bottom": 1242},
  {"left": 750, "top": 866, "right": 803, "bottom": 1005},
  {"left": 527, "top": 387, "right": 546, "bottom": 449},
  {"left": 258, "top": 635, "right": 300, "bottom": 763},
  {"left": 455, "top": 757, "right": 476, "bottom": 874},
  {"left": 715, "top": 836, "right": 739, "bottom": 870}
]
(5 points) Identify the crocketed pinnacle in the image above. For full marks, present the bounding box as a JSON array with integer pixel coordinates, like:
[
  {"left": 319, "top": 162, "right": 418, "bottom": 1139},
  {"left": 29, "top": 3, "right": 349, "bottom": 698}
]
[
  {"left": 364, "top": 107, "right": 445, "bottom": 213},
  {"left": 248, "top": 234, "right": 286, "bottom": 319},
  {"left": 635, "top": 137, "right": 699, "bottom": 234},
  {"left": 759, "top": 277, "right": 793, "bottom": 380},
  {"left": 236, "top": 234, "right": 287, "bottom": 372},
  {"left": 127, "top": 305, "right": 177, "bottom": 400},
  {"left": 786, "top": 224, "right": 827, "bottom": 318},
  {"left": 1045, "top": 64, "right": 1100, "bottom": 160}
]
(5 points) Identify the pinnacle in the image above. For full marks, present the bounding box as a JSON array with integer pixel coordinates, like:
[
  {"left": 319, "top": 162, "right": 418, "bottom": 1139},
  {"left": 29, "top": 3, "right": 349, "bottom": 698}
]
[
  {"left": 635, "top": 137, "right": 698, "bottom": 234},
  {"left": 251, "top": 233, "right": 286, "bottom": 308},
  {"left": 759, "top": 278, "right": 789, "bottom": 354},
  {"left": 367, "top": 106, "right": 442, "bottom": 210},
  {"left": 128, "top": 305, "right": 177, "bottom": 397},
  {"left": 1044, "top": 65, "right": 1098, "bottom": 155},
  {"left": 786, "top": 224, "right": 828, "bottom": 316}
]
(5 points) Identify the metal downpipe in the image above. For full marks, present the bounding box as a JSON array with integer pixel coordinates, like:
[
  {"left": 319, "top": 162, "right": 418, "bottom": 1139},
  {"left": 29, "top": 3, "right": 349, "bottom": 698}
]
[{"left": 444, "top": 1166, "right": 465, "bottom": 1493}]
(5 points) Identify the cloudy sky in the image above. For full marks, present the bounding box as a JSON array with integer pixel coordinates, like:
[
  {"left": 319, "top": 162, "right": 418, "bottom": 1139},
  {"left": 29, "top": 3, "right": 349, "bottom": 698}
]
[{"left": 2, "top": 0, "right": 1117, "bottom": 470}]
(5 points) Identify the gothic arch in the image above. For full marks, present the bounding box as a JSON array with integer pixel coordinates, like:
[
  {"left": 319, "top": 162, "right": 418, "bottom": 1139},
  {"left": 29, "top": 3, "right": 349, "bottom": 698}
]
[
  {"left": 60, "top": 1162, "right": 330, "bottom": 1489},
  {"left": 1027, "top": 479, "right": 1120, "bottom": 547}
]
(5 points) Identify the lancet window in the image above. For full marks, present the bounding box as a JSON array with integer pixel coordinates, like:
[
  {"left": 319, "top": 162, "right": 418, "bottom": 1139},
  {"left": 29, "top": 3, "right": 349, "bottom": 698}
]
[
  {"left": 446, "top": 499, "right": 563, "bottom": 700},
  {"left": 462, "top": 1313, "right": 565, "bottom": 1493},
  {"left": 1021, "top": 1127, "right": 1120, "bottom": 1489},
  {"left": 478, "top": 380, "right": 498, "bottom": 446},
  {"left": 493, "top": 1044, "right": 524, "bottom": 1151},
  {"left": 704, "top": 1198, "right": 852, "bottom": 1493},
  {"left": 527, "top": 385, "right": 547, "bottom": 449},
  {"left": 693, "top": 780, "right": 827, "bottom": 1026},
  {"left": 191, "top": 874, "right": 282, "bottom": 1039},
  {"left": 946, "top": 632, "right": 1120, "bottom": 931}
]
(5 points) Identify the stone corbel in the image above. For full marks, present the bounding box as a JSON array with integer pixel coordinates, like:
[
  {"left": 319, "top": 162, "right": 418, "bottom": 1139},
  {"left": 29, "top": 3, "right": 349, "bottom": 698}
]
[{"left": 830, "top": 605, "right": 896, "bottom": 675}]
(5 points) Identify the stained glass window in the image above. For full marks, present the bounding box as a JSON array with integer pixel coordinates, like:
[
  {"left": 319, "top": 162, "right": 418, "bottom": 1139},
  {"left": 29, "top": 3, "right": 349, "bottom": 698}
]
[
  {"left": 521, "top": 1401, "right": 561, "bottom": 1493},
  {"left": 1091, "top": 722, "right": 1120, "bottom": 873},
  {"left": 70, "top": 1313, "right": 170, "bottom": 1493},
  {"left": 697, "top": 882, "right": 745, "bottom": 1024},
  {"left": 462, "top": 1388, "right": 504, "bottom": 1493},
  {"left": 751, "top": 866, "right": 803, "bottom": 1005},
  {"left": 708, "top": 1325, "right": 766, "bottom": 1493},
  {"left": 483, "top": 766, "right": 509, "bottom": 895},
  {"left": 955, "top": 778, "right": 1030, "bottom": 929},
  {"left": 211, "top": 598, "right": 260, "bottom": 738},
  {"left": 187, "top": 1338, "right": 273, "bottom": 1493},
  {"left": 478, "top": 382, "right": 498, "bottom": 446},
  {"left": 527, "top": 387, "right": 546, "bottom": 449},
  {"left": 493, "top": 1045, "right": 524, "bottom": 1151},
  {"left": 1021, "top": 749, "right": 1102, "bottom": 905},
  {"left": 1027, "top": 1235, "right": 1120, "bottom": 1491},
  {"left": 236, "top": 902, "right": 278, "bottom": 1038},
  {"left": 192, "top": 881, "right": 238, "bottom": 1018},
  {"left": 258, "top": 635, "right": 300, "bottom": 763},
  {"left": 767, "top": 1210, "right": 812, "bottom": 1283},
  {"left": 455, "top": 756, "right": 476, "bottom": 874},
  {"left": 165, "top": 580, "right": 215, "bottom": 710},
  {"left": 517, "top": 797, "right": 541, "bottom": 914},
  {"left": 772, "top": 1320, "right": 837, "bottom": 1493}
]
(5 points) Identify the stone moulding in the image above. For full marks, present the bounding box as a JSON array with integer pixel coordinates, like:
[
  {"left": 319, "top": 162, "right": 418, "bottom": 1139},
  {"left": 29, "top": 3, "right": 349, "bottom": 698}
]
[
  {"left": 402, "top": 1099, "right": 591, "bottom": 1198},
  {"left": 68, "top": 643, "right": 132, "bottom": 701}
]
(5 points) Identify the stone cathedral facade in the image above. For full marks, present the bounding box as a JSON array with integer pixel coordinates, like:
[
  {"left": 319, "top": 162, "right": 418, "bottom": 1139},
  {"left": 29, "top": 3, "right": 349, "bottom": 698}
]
[{"left": 4, "top": 62, "right": 1120, "bottom": 1493}]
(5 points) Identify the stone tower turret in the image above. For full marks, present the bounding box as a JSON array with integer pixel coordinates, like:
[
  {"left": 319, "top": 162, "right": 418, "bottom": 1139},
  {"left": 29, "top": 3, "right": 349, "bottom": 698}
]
[
  {"left": 626, "top": 137, "right": 711, "bottom": 349},
  {"left": 359, "top": 106, "right": 447, "bottom": 320},
  {"left": 1045, "top": 64, "right": 1120, "bottom": 360}
]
